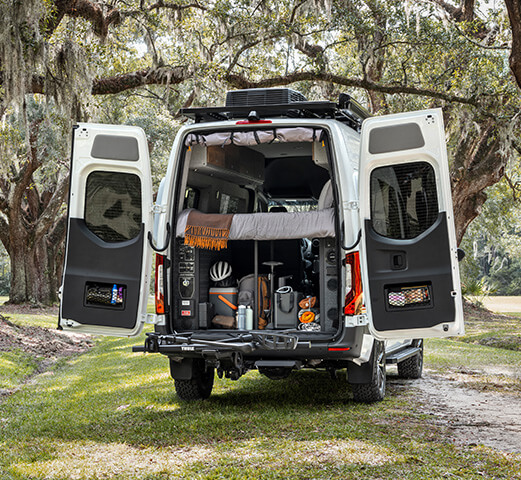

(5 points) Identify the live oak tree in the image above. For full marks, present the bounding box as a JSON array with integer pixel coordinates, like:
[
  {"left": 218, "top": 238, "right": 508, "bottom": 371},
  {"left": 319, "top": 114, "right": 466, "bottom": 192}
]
[{"left": 0, "top": 0, "right": 520, "bottom": 303}]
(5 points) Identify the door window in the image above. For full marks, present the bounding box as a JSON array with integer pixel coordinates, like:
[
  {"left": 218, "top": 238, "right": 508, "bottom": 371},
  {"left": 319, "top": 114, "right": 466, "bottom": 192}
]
[
  {"left": 370, "top": 162, "right": 438, "bottom": 240},
  {"left": 85, "top": 171, "right": 142, "bottom": 243}
]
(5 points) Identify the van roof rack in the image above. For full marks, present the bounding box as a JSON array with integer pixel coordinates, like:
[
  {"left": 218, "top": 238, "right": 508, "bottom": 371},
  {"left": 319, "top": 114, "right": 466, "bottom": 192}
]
[{"left": 180, "top": 91, "right": 371, "bottom": 131}]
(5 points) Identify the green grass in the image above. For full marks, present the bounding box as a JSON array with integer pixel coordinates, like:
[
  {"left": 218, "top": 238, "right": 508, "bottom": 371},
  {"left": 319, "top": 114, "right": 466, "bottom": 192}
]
[
  {"left": 0, "top": 296, "right": 7, "bottom": 306},
  {"left": 0, "top": 309, "right": 520, "bottom": 479},
  {"left": 0, "top": 350, "right": 40, "bottom": 390}
]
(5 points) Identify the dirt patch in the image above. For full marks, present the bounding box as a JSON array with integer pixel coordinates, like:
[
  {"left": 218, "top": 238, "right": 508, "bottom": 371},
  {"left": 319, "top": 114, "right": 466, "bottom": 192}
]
[
  {"left": 0, "top": 313, "right": 93, "bottom": 397},
  {"left": 0, "top": 313, "right": 92, "bottom": 359},
  {"left": 463, "top": 299, "right": 506, "bottom": 323},
  {"left": 400, "top": 372, "right": 521, "bottom": 454},
  {"left": 474, "top": 335, "right": 521, "bottom": 351},
  {"left": 0, "top": 303, "right": 59, "bottom": 316}
]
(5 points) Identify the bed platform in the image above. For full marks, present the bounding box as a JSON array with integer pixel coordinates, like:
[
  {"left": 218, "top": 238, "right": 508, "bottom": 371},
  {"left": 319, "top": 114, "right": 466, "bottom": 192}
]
[{"left": 176, "top": 208, "right": 335, "bottom": 242}]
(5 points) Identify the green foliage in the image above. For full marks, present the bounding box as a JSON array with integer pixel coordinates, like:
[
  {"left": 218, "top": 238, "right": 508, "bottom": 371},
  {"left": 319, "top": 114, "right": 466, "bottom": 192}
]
[
  {"left": 1, "top": 0, "right": 521, "bottom": 302},
  {"left": 460, "top": 178, "right": 521, "bottom": 296}
]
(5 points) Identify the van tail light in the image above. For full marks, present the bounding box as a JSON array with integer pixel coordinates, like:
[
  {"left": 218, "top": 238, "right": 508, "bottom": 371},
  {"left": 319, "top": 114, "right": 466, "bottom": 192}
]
[
  {"left": 155, "top": 254, "right": 165, "bottom": 314},
  {"left": 344, "top": 251, "right": 363, "bottom": 315}
]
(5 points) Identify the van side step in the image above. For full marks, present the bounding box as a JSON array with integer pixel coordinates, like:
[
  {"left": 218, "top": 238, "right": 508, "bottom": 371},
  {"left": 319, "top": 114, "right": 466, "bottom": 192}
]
[{"left": 385, "top": 346, "right": 421, "bottom": 364}]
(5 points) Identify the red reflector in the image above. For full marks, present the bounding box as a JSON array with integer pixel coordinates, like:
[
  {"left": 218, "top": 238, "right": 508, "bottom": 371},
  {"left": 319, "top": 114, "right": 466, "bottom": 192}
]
[
  {"left": 181, "top": 310, "right": 191, "bottom": 316},
  {"left": 235, "top": 119, "right": 272, "bottom": 124},
  {"left": 328, "top": 347, "right": 351, "bottom": 351}
]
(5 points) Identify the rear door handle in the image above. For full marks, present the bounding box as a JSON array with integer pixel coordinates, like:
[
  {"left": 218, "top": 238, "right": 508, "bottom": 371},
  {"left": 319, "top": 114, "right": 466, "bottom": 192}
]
[{"left": 391, "top": 253, "right": 406, "bottom": 270}]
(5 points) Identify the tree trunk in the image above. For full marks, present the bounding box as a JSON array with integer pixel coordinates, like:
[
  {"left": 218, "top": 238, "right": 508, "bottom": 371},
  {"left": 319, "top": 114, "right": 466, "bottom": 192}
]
[
  {"left": 504, "top": 0, "right": 521, "bottom": 90},
  {"left": 450, "top": 118, "right": 505, "bottom": 244},
  {"left": 7, "top": 231, "right": 64, "bottom": 305}
]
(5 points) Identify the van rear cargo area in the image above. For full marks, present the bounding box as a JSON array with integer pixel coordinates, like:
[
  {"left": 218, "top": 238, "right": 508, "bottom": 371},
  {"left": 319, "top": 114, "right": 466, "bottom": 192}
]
[{"left": 168, "top": 127, "right": 342, "bottom": 339}]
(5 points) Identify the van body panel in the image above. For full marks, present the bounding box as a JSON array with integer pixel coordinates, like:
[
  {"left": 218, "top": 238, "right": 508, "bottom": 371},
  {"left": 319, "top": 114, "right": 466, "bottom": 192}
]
[
  {"left": 60, "top": 123, "right": 153, "bottom": 336},
  {"left": 358, "top": 109, "right": 464, "bottom": 340}
]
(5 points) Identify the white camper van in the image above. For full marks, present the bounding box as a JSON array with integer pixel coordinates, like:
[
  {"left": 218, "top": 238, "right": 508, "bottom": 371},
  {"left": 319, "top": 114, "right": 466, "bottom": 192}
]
[{"left": 59, "top": 88, "right": 464, "bottom": 403}]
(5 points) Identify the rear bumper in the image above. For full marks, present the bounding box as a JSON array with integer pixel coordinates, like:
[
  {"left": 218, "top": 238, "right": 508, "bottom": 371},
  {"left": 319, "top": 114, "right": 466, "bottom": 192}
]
[{"left": 132, "top": 325, "right": 364, "bottom": 361}]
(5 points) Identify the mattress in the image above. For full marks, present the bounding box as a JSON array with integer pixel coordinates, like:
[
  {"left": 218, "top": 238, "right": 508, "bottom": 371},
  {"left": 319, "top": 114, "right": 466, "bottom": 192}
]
[{"left": 176, "top": 208, "right": 335, "bottom": 241}]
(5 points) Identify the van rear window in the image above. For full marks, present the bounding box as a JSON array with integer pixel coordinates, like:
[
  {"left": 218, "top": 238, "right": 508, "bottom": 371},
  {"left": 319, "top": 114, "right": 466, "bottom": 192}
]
[
  {"left": 370, "top": 162, "right": 438, "bottom": 240},
  {"left": 84, "top": 171, "right": 142, "bottom": 243}
]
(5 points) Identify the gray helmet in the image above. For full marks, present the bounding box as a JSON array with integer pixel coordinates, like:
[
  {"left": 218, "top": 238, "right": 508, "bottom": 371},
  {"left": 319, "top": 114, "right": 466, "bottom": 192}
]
[{"left": 210, "top": 261, "right": 232, "bottom": 282}]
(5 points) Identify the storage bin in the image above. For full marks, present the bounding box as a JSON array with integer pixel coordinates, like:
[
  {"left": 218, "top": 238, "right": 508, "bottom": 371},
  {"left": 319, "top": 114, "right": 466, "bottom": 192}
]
[
  {"left": 274, "top": 291, "right": 303, "bottom": 328},
  {"left": 209, "top": 287, "right": 238, "bottom": 317}
]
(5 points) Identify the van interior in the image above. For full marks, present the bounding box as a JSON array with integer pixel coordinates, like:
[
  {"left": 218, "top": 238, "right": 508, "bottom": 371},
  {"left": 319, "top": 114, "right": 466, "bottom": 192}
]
[{"left": 170, "top": 127, "right": 343, "bottom": 337}]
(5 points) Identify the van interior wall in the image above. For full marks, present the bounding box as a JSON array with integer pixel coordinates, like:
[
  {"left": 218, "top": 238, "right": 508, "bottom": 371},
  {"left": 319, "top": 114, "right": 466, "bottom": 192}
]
[{"left": 171, "top": 140, "right": 339, "bottom": 334}]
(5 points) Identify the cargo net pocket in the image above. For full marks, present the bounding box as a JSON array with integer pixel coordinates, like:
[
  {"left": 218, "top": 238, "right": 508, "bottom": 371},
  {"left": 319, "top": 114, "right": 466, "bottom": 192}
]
[
  {"left": 85, "top": 282, "right": 126, "bottom": 308},
  {"left": 386, "top": 285, "right": 431, "bottom": 310}
]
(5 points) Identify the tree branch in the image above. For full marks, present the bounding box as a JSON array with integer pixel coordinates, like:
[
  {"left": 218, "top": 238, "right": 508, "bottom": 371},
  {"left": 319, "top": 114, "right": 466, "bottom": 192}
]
[
  {"left": 44, "top": 0, "right": 121, "bottom": 39},
  {"left": 503, "top": 173, "right": 521, "bottom": 201},
  {"left": 430, "top": 0, "right": 488, "bottom": 38},
  {"left": 30, "top": 66, "right": 192, "bottom": 95},
  {"left": 147, "top": 1, "right": 207, "bottom": 11},
  {"left": 22, "top": 64, "right": 495, "bottom": 115},
  {"left": 225, "top": 71, "right": 483, "bottom": 109}
]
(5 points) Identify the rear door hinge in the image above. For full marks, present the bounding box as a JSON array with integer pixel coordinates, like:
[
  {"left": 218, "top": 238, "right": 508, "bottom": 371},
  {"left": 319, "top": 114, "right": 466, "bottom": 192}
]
[
  {"left": 345, "top": 314, "right": 368, "bottom": 327},
  {"left": 151, "top": 203, "right": 167, "bottom": 214},
  {"left": 343, "top": 201, "right": 359, "bottom": 211}
]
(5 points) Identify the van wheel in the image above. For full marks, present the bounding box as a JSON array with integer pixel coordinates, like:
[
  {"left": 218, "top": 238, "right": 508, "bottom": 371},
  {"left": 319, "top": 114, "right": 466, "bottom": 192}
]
[
  {"left": 351, "top": 341, "right": 386, "bottom": 403},
  {"left": 397, "top": 339, "right": 423, "bottom": 379},
  {"left": 174, "top": 360, "right": 215, "bottom": 401}
]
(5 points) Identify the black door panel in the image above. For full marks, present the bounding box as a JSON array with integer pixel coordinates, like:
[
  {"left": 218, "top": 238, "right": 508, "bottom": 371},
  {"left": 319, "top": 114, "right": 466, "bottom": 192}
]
[
  {"left": 365, "top": 213, "right": 455, "bottom": 331},
  {"left": 61, "top": 219, "right": 144, "bottom": 329}
]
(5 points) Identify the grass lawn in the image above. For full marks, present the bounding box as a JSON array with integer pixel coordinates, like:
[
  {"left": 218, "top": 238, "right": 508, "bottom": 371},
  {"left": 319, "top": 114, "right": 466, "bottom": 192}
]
[{"left": 0, "top": 311, "right": 520, "bottom": 479}]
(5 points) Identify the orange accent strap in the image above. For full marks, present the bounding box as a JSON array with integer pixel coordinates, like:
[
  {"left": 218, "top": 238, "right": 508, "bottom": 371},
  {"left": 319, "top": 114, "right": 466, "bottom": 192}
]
[{"left": 218, "top": 294, "right": 238, "bottom": 311}]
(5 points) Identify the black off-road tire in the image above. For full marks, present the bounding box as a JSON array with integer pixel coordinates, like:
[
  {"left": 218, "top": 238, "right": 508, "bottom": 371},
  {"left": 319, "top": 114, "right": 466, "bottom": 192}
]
[
  {"left": 174, "top": 361, "right": 215, "bottom": 401},
  {"left": 397, "top": 339, "right": 423, "bottom": 379},
  {"left": 352, "top": 341, "right": 386, "bottom": 403}
]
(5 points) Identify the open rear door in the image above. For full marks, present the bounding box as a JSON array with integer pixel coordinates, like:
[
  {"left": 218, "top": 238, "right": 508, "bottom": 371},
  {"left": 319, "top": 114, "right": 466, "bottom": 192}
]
[
  {"left": 359, "top": 109, "right": 464, "bottom": 340},
  {"left": 60, "top": 123, "right": 153, "bottom": 336}
]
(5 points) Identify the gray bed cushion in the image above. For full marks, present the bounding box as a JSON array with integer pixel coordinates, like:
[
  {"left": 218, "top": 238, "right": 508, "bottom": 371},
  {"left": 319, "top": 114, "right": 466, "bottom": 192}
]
[{"left": 176, "top": 208, "right": 334, "bottom": 240}]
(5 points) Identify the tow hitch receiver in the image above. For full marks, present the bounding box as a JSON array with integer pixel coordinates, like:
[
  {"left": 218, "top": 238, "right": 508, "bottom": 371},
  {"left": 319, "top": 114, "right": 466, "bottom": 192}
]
[{"left": 132, "top": 331, "right": 298, "bottom": 355}]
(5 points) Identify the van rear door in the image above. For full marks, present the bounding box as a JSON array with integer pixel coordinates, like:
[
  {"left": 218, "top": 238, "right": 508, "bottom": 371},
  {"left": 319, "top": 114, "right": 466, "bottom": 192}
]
[
  {"left": 60, "top": 124, "right": 153, "bottom": 336},
  {"left": 358, "top": 109, "right": 464, "bottom": 340}
]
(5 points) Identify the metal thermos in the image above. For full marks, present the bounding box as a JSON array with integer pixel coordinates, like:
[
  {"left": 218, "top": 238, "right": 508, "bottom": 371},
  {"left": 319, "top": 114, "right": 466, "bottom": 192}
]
[{"left": 237, "top": 305, "right": 246, "bottom": 329}]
